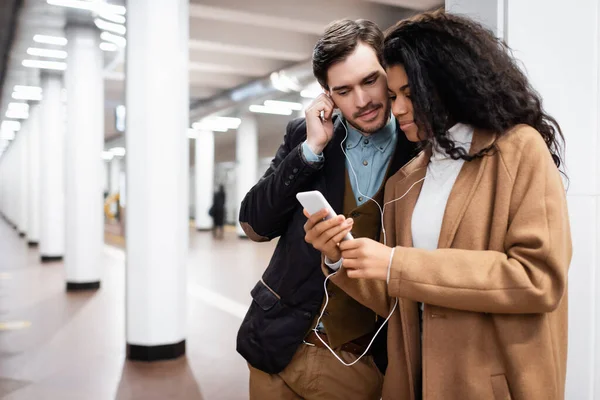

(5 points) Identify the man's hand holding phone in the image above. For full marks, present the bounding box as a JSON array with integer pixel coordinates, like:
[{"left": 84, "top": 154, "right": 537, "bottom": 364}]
[
  {"left": 305, "top": 92, "right": 335, "bottom": 155},
  {"left": 303, "top": 209, "right": 353, "bottom": 263}
]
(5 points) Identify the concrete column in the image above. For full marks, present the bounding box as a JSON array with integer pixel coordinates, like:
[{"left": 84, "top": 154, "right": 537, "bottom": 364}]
[
  {"left": 126, "top": 0, "right": 189, "bottom": 361},
  {"left": 39, "top": 71, "right": 65, "bottom": 262},
  {"left": 194, "top": 130, "right": 214, "bottom": 230},
  {"left": 27, "top": 103, "right": 41, "bottom": 246},
  {"left": 446, "top": 1, "right": 599, "bottom": 398},
  {"left": 235, "top": 114, "right": 258, "bottom": 237},
  {"left": 64, "top": 24, "right": 104, "bottom": 290}
]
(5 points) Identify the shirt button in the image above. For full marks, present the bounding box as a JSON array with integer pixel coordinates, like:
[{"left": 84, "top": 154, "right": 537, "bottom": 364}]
[
  {"left": 363, "top": 160, "right": 369, "bottom": 166},
  {"left": 358, "top": 196, "right": 364, "bottom": 202},
  {"left": 284, "top": 181, "right": 290, "bottom": 186},
  {"left": 364, "top": 139, "right": 369, "bottom": 144},
  {"left": 288, "top": 174, "right": 294, "bottom": 180},
  {"left": 292, "top": 168, "right": 299, "bottom": 173}
]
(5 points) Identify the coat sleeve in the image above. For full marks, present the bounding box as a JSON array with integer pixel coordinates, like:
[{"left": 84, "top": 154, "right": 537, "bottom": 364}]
[
  {"left": 325, "top": 178, "right": 400, "bottom": 317},
  {"left": 238, "top": 119, "right": 324, "bottom": 242},
  {"left": 388, "top": 134, "right": 572, "bottom": 314}
]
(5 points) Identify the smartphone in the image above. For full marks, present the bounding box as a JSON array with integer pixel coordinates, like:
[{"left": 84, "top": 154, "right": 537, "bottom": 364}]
[{"left": 296, "top": 190, "right": 354, "bottom": 241}]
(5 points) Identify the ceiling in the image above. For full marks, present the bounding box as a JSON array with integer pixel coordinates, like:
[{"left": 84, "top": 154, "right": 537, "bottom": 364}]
[{"left": 1, "top": 0, "right": 443, "bottom": 161}]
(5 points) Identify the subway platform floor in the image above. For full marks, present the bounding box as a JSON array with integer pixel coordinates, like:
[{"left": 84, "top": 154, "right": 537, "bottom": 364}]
[{"left": 0, "top": 220, "right": 275, "bottom": 399}]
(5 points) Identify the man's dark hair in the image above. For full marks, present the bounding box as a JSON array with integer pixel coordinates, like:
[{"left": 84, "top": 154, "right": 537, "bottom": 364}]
[{"left": 312, "top": 19, "right": 384, "bottom": 90}]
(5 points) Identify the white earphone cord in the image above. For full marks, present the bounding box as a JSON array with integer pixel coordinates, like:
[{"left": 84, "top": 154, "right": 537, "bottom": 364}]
[{"left": 312, "top": 119, "right": 425, "bottom": 366}]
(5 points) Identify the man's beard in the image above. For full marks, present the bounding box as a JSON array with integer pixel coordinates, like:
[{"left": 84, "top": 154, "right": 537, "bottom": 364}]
[{"left": 347, "top": 100, "right": 391, "bottom": 134}]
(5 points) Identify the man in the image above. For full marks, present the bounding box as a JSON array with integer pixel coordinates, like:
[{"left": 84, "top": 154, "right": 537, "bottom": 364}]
[{"left": 237, "top": 19, "right": 416, "bottom": 400}]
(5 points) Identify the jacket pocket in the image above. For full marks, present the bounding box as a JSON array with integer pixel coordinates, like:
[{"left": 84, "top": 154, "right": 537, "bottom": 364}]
[
  {"left": 250, "top": 279, "right": 280, "bottom": 311},
  {"left": 491, "top": 374, "right": 513, "bottom": 400}
]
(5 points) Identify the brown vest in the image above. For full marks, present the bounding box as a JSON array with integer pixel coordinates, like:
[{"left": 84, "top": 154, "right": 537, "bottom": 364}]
[{"left": 316, "top": 167, "right": 389, "bottom": 348}]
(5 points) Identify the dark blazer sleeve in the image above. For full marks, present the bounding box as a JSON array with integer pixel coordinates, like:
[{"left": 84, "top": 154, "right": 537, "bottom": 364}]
[{"left": 238, "top": 118, "right": 324, "bottom": 242}]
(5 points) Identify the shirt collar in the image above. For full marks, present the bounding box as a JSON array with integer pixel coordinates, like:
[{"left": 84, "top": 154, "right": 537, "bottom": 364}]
[
  {"left": 431, "top": 123, "right": 474, "bottom": 161},
  {"left": 343, "top": 114, "right": 396, "bottom": 153}
]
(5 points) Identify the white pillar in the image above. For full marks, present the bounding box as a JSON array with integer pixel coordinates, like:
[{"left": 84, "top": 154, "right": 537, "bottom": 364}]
[
  {"left": 235, "top": 114, "right": 258, "bottom": 237},
  {"left": 194, "top": 130, "right": 214, "bottom": 230},
  {"left": 39, "top": 71, "right": 65, "bottom": 262},
  {"left": 63, "top": 24, "right": 104, "bottom": 289},
  {"left": 19, "top": 123, "right": 29, "bottom": 237},
  {"left": 27, "top": 103, "right": 41, "bottom": 246},
  {"left": 446, "top": 1, "right": 599, "bottom": 398},
  {"left": 126, "top": 0, "right": 189, "bottom": 361}
]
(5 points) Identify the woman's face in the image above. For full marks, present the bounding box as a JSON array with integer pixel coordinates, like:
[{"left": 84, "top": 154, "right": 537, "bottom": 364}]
[{"left": 386, "top": 64, "right": 422, "bottom": 142}]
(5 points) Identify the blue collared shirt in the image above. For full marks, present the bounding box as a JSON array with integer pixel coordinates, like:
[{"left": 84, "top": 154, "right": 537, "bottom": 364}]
[{"left": 302, "top": 115, "right": 397, "bottom": 206}]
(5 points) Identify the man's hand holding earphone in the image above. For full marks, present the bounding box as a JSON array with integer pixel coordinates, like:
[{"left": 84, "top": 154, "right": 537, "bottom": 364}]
[
  {"left": 339, "top": 238, "right": 393, "bottom": 281},
  {"left": 303, "top": 209, "right": 353, "bottom": 263},
  {"left": 305, "top": 93, "right": 335, "bottom": 155}
]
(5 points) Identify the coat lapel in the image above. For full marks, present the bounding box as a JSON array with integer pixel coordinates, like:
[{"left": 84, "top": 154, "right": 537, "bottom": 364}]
[
  {"left": 437, "top": 128, "right": 496, "bottom": 249},
  {"left": 387, "top": 149, "right": 431, "bottom": 248}
]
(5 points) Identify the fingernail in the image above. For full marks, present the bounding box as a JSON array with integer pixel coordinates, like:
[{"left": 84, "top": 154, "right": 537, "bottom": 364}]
[{"left": 347, "top": 218, "right": 353, "bottom": 224}]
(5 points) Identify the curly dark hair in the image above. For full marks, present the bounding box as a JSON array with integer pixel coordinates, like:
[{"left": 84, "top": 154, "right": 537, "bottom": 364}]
[{"left": 383, "top": 10, "right": 565, "bottom": 168}]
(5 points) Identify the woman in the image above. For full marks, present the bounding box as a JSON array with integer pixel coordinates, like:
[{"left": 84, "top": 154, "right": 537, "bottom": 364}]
[{"left": 304, "top": 10, "right": 572, "bottom": 400}]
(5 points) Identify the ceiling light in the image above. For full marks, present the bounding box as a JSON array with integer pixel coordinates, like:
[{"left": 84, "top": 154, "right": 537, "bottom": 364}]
[
  {"left": 1, "top": 121, "right": 21, "bottom": 132},
  {"left": 8, "top": 103, "right": 29, "bottom": 113},
  {"left": 100, "top": 31, "right": 126, "bottom": 47},
  {"left": 5, "top": 110, "right": 29, "bottom": 120},
  {"left": 27, "top": 47, "right": 68, "bottom": 59},
  {"left": 101, "top": 151, "right": 114, "bottom": 161},
  {"left": 270, "top": 72, "right": 302, "bottom": 93},
  {"left": 0, "top": 129, "right": 16, "bottom": 141},
  {"left": 100, "top": 42, "right": 118, "bottom": 52},
  {"left": 110, "top": 147, "right": 126, "bottom": 157},
  {"left": 264, "top": 100, "right": 303, "bottom": 111},
  {"left": 22, "top": 59, "right": 67, "bottom": 71},
  {"left": 300, "top": 81, "right": 323, "bottom": 99},
  {"left": 12, "top": 91, "right": 43, "bottom": 101},
  {"left": 14, "top": 85, "right": 42, "bottom": 94},
  {"left": 33, "top": 34, "right": 67, "bottom": 46},
  {"left": 46, "top": 0, "right": 126, "bottom": 15},
  {"left": 249, "top": 105, "right": 293, "bottom": 116},
  {"left": 94, "top": 18, "right": 126, "bottom": 35},
  {"left": 192, "top": 116, "right": 241, "bottom": 132},
  {"left": 98, "top": 12, "right": 126, "bottom": 24}
]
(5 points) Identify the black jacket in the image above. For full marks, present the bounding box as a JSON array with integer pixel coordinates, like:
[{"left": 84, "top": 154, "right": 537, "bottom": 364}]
[{"left": 236, "top": 116, "right": 416, "bottom": 374}]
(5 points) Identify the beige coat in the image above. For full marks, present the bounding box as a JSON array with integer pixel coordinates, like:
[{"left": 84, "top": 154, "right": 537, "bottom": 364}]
[{"left": 328, "top": 125, "right": 572, "bottom": 400}]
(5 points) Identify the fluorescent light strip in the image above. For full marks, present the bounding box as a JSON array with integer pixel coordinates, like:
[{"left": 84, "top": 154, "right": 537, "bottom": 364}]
[
  {"left": 100, "top": 42, "right": 118, "bottom": 52},
  {"left": 5, "top": 111, "right": 29, "bottom": 120},
  {"left": 1, "top": 121, "right": 21, "bottom": 131},
  {"left": 14, "top": 85, "right": 42, "bottom": 93},
  {"left": 12, "top": 92, "right": 42, "bottom": 101},
  {"left": 264, "top": 100, "right": 303, "bottom": 111},
  {"left": 101, "top": 151, "right": 114, "bottom": 160},
  {"left": 98, "top": 12, "right": 126, "bottom": 24},
  {"left": 94, "top": 18, "right": 126, "bottom": 35},
  {"left": 249, "top": 105, "right": 293, "bottom": 116},
  {"left": 100, "top": 31, "right": 126, "bottom": 47},
  {"left": 33, "top": 34, "right": 67, "bottom": 46},
  {"left": 46, "top": 0, "right": 126, "bottom": 15},
  {"left": 8, "top": 103, "right": 29, "bottom": 113},
  {"left": 27, "top": 47, "right": 68, "bottom": 59},
  {"left": 22, "top": 59, "right": 67, "bottom": 71}
]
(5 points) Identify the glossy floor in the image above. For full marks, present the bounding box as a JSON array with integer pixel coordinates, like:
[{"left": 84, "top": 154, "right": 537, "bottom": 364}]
[{"left": 0, "top": 220, "right": 276, "bottom": 399}]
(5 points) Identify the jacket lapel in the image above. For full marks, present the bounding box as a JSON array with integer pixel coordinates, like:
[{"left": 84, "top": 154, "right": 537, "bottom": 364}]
[
  {"left": 437, "top": 128, "right": 496, "bottom": 249},
  {"left": 387, "top": 149, "right": 431, "bottom": 248},
  {"left": 323, "top": 116, "right": 347, "bottom": 215}
]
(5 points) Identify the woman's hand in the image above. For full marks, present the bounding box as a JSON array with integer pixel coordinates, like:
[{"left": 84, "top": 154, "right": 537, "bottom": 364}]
[{"left": 340, "top": 238, "right": 393, "bottom": 281}]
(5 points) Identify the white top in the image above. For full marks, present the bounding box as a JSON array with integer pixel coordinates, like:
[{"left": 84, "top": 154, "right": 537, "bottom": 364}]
[{"left": 411, "top": 123, "right": 474, "bottom": 251}]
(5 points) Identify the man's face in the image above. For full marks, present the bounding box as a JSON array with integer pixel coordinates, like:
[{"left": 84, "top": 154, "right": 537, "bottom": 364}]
[{"left": 325, "top": 42, "right": 390, "bottom": 135}]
